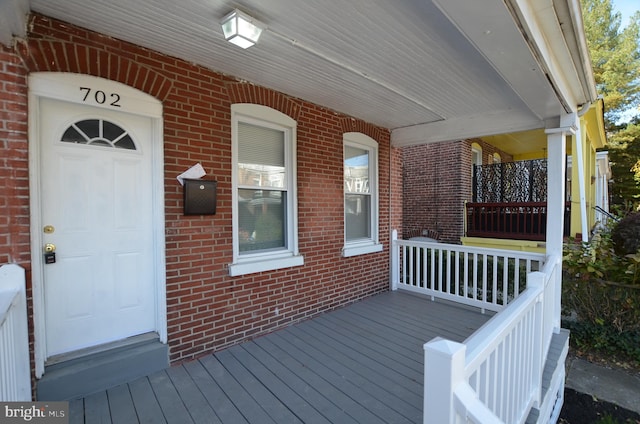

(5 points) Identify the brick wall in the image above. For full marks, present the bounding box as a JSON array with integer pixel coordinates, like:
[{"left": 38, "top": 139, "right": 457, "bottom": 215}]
[
  {"left": 0, "top": 42, "right": 34, "bottom": 391},
  {"left": 402, "top": 138, "right": 513, "bottom": 243},
  {"left": 0, "top": 45, "right": 29, "bottom": 265},
  {"left": 1, "top": 14, "right": 396, "bottom": 368}
]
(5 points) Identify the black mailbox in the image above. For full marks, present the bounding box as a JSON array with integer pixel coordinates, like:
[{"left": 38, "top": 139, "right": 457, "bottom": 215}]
[{"left": 183, "top": 179, "right": 217, "bottom": 215}]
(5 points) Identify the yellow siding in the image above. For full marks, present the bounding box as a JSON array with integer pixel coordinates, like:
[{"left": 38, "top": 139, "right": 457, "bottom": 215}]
[{"left": 461, "top": 237, "right": 546, "bottom": 254}]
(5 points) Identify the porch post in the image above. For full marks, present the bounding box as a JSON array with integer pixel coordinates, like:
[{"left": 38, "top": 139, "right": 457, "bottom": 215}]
[
  {"left": 424, "top": 337, "right": 466, "bottom": 424},
  {"left": 573, "top": 118, "right": 589, "bottom": 241},
  {"left": 391, "top": 229, "right": 399, "bottom": 291},
  {"left": 545, "top": 118, "right": 574, "bottom": 256},
  {"left": 545, "top": 116, "right": 575, "bottom": 332}
]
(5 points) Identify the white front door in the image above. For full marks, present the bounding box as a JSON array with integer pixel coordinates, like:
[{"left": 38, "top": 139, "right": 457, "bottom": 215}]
[{"left": 39, "top": 96, "right": 157, "bottom": 357}]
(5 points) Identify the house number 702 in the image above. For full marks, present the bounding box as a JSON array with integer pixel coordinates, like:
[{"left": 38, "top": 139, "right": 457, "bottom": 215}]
[{"left": 79, "top": 87, "right": 122, "bottom": 107}]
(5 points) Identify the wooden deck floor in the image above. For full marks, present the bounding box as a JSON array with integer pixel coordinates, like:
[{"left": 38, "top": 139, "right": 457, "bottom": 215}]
[{"left": 68, "top": 291, "right": 492, "bottom": 424}]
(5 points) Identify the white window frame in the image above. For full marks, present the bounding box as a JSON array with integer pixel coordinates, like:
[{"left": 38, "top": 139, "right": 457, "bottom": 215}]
[
  {"left": 471, "top": 143, "right": 483, "bottom": 167},
  {"left": 342, "top": 132, "right": 383, "bottom": 257},
  {"left": 229, "top": 104, "right": 303, "bottom": 276}
]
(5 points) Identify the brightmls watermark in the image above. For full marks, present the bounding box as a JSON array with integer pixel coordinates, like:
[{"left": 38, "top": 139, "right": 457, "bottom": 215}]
[{"left": 1, "top": 402, "right": 68, "bottom": 423}]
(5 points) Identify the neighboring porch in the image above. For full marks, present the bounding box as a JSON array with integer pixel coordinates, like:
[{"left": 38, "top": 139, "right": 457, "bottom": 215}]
[
  {"left": 67, "top": 291, "right": 491, "bottom": 424},
  {"left": 465, "top": 158, "right": 571, "bottom": 243}
]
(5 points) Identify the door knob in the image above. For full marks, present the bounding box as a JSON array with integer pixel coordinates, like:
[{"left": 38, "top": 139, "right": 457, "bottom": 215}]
[{"left": 44, "top": 243, "right": 56, "bottom": 253}]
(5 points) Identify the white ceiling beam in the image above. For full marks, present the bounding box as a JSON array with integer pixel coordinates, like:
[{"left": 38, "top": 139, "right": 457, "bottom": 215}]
[{"left": 391, "top": 109, "right": 544, "bottom": 147}]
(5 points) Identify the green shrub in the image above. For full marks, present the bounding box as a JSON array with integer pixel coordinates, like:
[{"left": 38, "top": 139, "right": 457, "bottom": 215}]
[
  {"left": 563, "top": 227, "right": 640, "bottom": 362},
  {"left": 611, "top": 212, "right": 640, "bottom": 255},
  {"left": 564, "top": 320, "right": 640, "bottom": 362}
]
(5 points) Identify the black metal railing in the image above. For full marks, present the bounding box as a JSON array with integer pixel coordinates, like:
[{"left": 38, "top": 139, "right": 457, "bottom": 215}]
[
  {"left": 473, "top": 159, "right": 547, "bottom": 203},
  {"left": 466, "top": 201, "right": 571, "bottom": 240}
]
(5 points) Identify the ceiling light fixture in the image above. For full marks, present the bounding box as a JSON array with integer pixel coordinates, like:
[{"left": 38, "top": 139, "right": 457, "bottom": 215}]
[{"left": 220, "top": 9, "right": 265, "bottom": 49}]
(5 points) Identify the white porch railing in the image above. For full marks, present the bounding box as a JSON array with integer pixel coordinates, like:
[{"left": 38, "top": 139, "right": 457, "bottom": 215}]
[
  {"left": 390, "top": 230, "right": 563, "bottom": 423},
  {"left": 391, "top": 231, "right": 545, "bottom": 312},
  {"left": 422, "top": 254, "right": 562, "bottom": 424},
  {"left": 0, "top": 264, "right": 31, "bottom": 401}
]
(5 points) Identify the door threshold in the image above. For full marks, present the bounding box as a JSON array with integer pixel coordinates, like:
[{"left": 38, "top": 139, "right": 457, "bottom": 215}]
[
  {"left": 38, "top": 332, "right": 168, "bottom": 400},
  {"left": 45, "top": 332, "right": 159, "bottom": 366}
]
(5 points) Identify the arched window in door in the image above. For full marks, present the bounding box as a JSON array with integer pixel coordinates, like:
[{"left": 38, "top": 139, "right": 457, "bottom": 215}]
[{"left": 61, "top": 119, "right": 137, "bottom": 150}]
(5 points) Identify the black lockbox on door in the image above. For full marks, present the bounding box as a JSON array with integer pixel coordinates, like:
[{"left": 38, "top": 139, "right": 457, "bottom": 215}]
[{"left": 183, "top": 179, "right": 217, "bottom": 215}]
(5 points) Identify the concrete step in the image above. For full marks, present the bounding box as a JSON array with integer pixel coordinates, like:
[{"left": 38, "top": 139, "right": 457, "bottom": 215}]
[{"left": 36, "top": 333, "right": 169, "bottom": 401}]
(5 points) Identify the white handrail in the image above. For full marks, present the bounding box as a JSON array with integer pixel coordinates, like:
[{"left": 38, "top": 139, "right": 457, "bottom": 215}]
[
  {"left": 423, "top": 254, "right": 561, "bottom": 424},
  {"left": 393, "top": 236, "right": 545, "bottom": 312},
  {"left": 0, "top": 264, "right": 31, "bottom": 401}
]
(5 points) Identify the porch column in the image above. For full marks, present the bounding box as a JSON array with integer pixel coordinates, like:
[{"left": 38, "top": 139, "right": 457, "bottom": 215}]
[
  {"left": 390, "top": 229, "right": 399, "bottom": 290},
  {"left": 545, "top": 116, "right": 575, "bottom": 332},
  {"left": 573, "top": 117, "right": 589, "bottom": 241},
  {"left": 545, "top": 117, "right": 575, "bottom": 258}
]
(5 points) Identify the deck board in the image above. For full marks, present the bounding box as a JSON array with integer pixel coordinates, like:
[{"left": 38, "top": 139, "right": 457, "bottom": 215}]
[
  {"left": 212, "top": 349, "right": 298, "bottom": 424},
  {"left": 284, "top": 322, "right": 424, "bottom": 406},
  {"left": 68, "top": 399, "right": 85, "bottom": 423},
  {"left": 146, "top": 370, "right": 194, "bottom": 424},
  {"left": 83, "top": 391, "right": 111, "bottom": 424},
  {"left": 269, "top": 328, "right": 422, "bottom": 421},
  {"left": 165, "top": 365, "right": 215, "bottom": 424},
  {"left": 106, "top": 384, "right": 137, "bottom": 423},
  {"left": 257, "top": 332, "right": 417, "bottom": 423},
  {"left": 128, "top": 377, "right": 168, "bottom": 423},
  {"left": 198, "top": 354, "right": 277, "bottom": 424},
  {"left": 241, "top": 339, "right": 370, "bottom": 424},
  {"left": 183, "top": 359, "right": 243, "bottom": 423},
  {"left": 228, "top": 343, "right": 332, "bottom": 423},
  {"left": 70, "top": 291, "right": 491, "bottom": 423}
]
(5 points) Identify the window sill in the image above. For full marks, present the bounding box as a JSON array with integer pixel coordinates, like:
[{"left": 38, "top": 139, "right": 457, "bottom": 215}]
[
  {"left": 229, "top": 254, "right": 304, "bottom": 277},
  {"left": 342, "top": 242, "right": 383, "bottom": 257}
]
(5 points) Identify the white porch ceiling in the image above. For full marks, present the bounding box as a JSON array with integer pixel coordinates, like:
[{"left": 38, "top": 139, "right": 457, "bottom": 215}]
[{"left": 5, "top": 0, "right": 597, "bottom": 148}]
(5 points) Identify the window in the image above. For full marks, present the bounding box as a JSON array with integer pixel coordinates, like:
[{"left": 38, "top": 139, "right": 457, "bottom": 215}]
[
  {"left": 493, "top": 152, "right": 501, "bottom": 164},
  {"left": 61, "top": 119, "right": 136, "bottom": 150},
  {"left": 342, "top": 132, "right": 383, "bottom": 257},
  {"left": 471, "top": 143, "right": 484, "bottom": 200},
  {"left": 229, "top": 104, "right": 303, "bottom": 276},
  {"left": 471, "top": 143, "right": 483, "bottom": 167}
]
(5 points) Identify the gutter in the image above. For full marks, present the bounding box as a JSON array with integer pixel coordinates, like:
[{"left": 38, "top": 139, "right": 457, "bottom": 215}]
[
  {"left": 564, "top": 0, "right": 599, "bottom": 102},
  {"left": 506, "top": 0, "right": 599, "bottom": 111}
]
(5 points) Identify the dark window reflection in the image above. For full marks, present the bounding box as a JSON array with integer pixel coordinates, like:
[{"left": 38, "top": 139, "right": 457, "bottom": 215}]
[{"left": 60, "top": 119, "right": 137, "bottom": 150}]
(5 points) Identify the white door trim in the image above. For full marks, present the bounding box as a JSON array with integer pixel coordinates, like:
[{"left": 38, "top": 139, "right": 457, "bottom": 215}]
[{"left": 28, "top": 72, "right": 166, "bottom": 378}]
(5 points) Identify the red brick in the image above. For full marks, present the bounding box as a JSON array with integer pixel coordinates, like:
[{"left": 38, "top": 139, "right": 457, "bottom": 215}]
[
  {"left": 401, "top": 139, "right": 512, "bottom": 243},
  {"left": 2, "top": 13, "right": 396, "bottom": 369}
]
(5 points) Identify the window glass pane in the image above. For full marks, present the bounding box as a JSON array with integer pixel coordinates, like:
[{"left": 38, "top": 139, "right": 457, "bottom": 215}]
[
  {"left": 345, "top": 193, "right": 371, "bottom": 240},
  {"left": 90, "top": 140, "right": 111, "bottom": 147},
  {"left": 76, "top": 119, "right": 100, "bottom": 138},
  {"left": 61, "top": 126, "right": 86, "bottom": 144},
  {"left": 238, "top": 164, "right": 285, "bottom": 189},
  {"left": 238, "top": 123, "right": 285, "bottom": 188},
  {"left": 103, "top": 120, "right": 125, "bottom": 140},
  {"left": 115, "top": 135, "right": 136, "bottom": 150},
  {"left": 344, "top": 146, "right": 369, "bottom": 194},
  {"left": 238, "top": 188, "right": 286, "bottom": 253}
]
